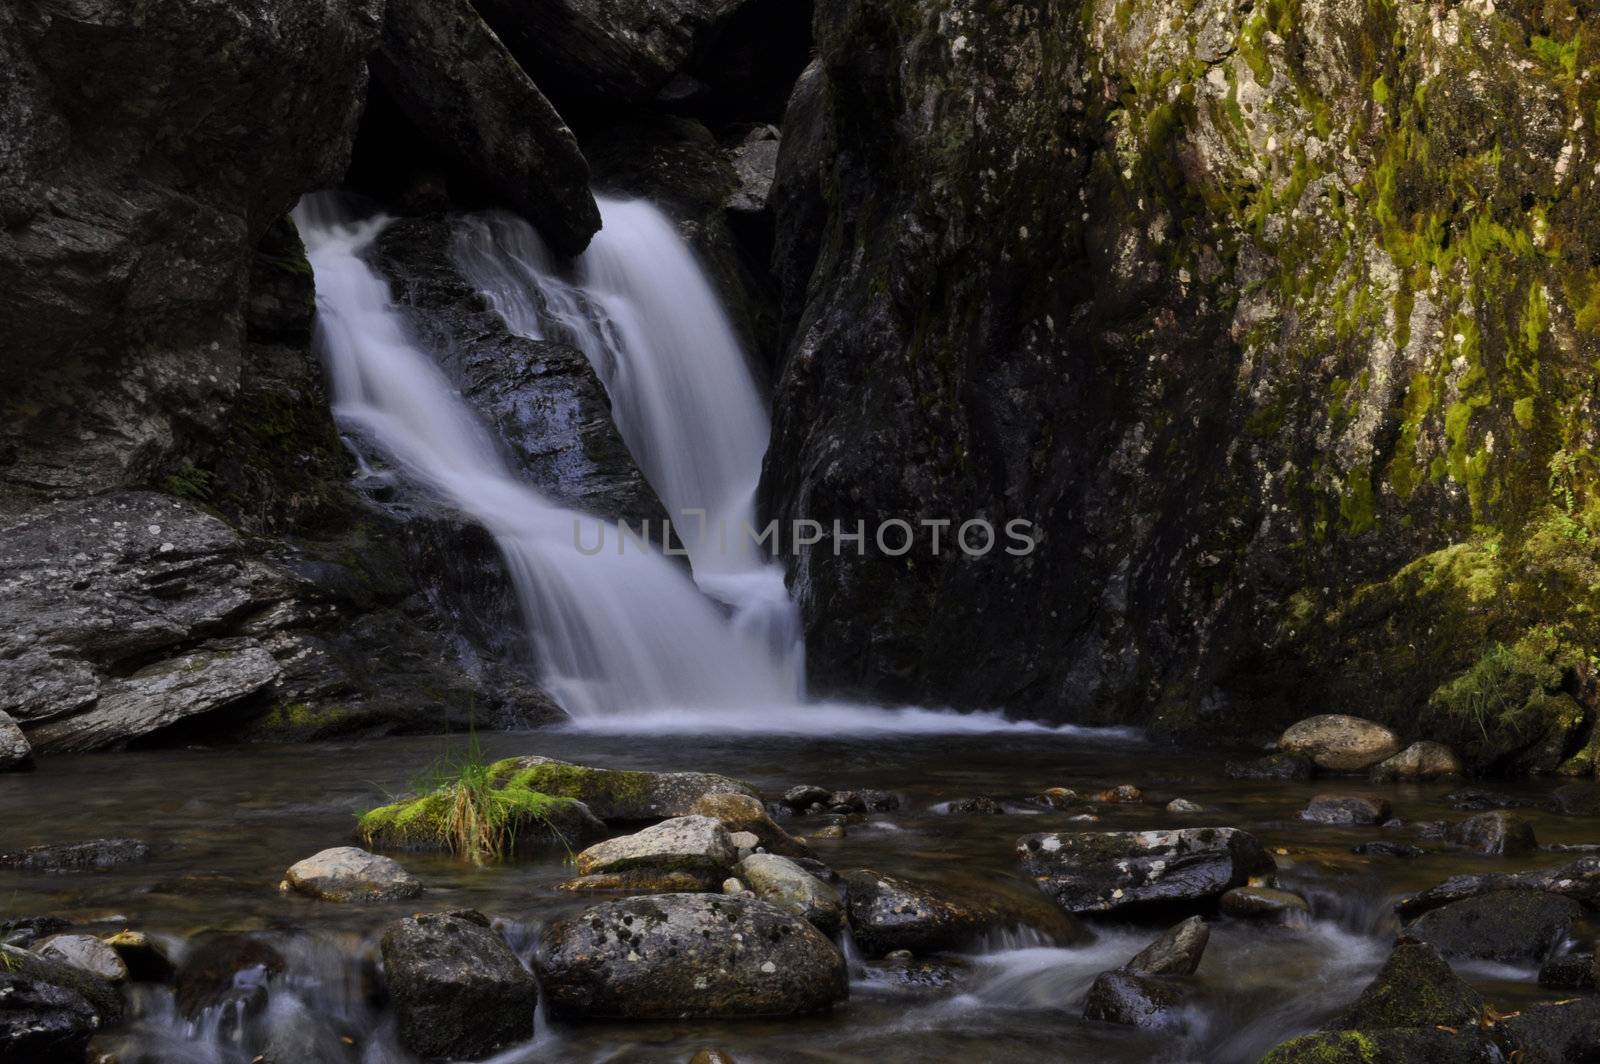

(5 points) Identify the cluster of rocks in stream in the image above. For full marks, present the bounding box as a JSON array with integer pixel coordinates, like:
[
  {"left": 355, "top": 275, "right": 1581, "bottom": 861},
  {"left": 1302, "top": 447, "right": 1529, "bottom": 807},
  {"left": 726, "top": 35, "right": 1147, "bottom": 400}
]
[{"left": 18, "top": 740, "right": 1600, "bottom": 1062}]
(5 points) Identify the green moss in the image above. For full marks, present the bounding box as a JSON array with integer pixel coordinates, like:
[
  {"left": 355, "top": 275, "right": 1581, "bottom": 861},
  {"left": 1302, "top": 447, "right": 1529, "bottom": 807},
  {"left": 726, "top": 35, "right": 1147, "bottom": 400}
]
[
  {"left": 1530, "top": 33, "right": 1580, "bottom": 80},
  {"left": 1258, "top": 1030, "right": 1382, "bottom": 1064}
]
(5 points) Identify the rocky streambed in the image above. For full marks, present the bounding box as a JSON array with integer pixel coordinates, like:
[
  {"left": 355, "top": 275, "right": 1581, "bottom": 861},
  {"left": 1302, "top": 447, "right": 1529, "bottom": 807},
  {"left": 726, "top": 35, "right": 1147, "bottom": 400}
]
[{"left": 5, "top": 722, "right": 1600, "bottom": 1063}]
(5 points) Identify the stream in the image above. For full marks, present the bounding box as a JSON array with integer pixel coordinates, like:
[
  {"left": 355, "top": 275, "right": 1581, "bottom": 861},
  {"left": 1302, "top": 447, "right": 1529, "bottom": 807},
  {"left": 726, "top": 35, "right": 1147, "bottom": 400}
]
[{"left": 3, "top": 724, "right": 1589, "bottom": 1063}]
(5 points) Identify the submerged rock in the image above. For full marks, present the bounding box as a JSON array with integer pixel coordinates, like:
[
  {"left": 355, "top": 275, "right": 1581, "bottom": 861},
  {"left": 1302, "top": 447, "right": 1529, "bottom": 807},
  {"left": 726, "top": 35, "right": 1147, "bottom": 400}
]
[
  {"left": 370, "top": 0, "right": 599, "bottom": 258},
  {"left": 736, "top": 854, "right": 845, "bottom": 934},
  {"left": 1219, "top": 887, "right": 1311, "bottom": 922},
  {"left": 943, "top": 795, "right": 1006, "bottom": 815},
  {"left": 561, "top": 870, "right": 719, "bottom": 894},
  {"left": 1224, "top": 754, "right": 1315, "bottom": 782},
  {"left": 1017, "top": 828, "right": 1274, "bottom": 915},
  {"left": 1353, "top": 841, "right": 1425, "bottom": 859},
  {"left": 0, "top": 711, "right": 32, "bottom": 771},
  {"left": 574, "top": 815, "right": 736, "bottom": 883},
  {"left": 281, "top": 847, "right": 421, "bottom": 903},
  {"left": 1082, "top": 971, "right": 1188, "bottom": 1029},
  {"left": 1447, "top": 811, "right": 1537, "bottom": 855},
  {"left": 689, "top": 792, "right": 813, "bottom": 859},
  {"left": 1549, "top": 783, "right": 1600, "bottom": 817},
  {"left": 174, "top": 933, "right": 285, "bottom": 1019},
  {"left": 0, "top": 838, "right": 150, "bottom": 874},
  {"left": 1395, "top": 856, "right": 1600, "bottom": 918},
  {"left": 1334, "top": 940, "right": 1484, "bottom": 1030},
  {"left": 1443, "top": 788, "right": 1540, "bottom": 811},
  {"left": 538, "top": 894, "right": 847, "bottom": 1019},
  {"left": 1166, "top": 798, "right": 1203, "bottom": 813},
  {"left": 482, "top": 756, "right": 759, "bottom": 822},
  {"left": 1093, "top": 785, "right": 1144, "bottom": 804},
  {"left": 32, "top": 935, "right": 127, "bottom": 984},
  {"left": 1123, "top": 916, "right": 1209, "bottom": 976},
  {"left": 1403, "top": 890, "right": 1580, "bottom": 962},
  {"left": 1370, "top": 742, "right": 1462, "bottom": 782},
  {"left": 1279, "top": 716, "right": 1402, "bottom": 773},
  {"left": 1301, "top": 794, "right": 1392, "bottom": 826},
  {"left": 381, "top": 911, "right": 537, "bottom": 1061}
]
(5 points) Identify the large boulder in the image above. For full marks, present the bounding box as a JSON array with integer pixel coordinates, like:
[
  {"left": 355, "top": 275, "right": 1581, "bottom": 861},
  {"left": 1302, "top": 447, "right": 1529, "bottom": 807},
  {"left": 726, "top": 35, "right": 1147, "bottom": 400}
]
[
  {"left": 1017, "top": 829, "right": 1275, "bottom": 915},
  {"left": 1278, "top": 717, "right": 1403, "bottom": 773},
  {"left": 574, "top": 816, "right": 737, "bottom": 887},
  {"left": 281, "top": 847, "right": 421, "bottom": 903},
  {"left": 0, "top": 711, "right": 31, "bottom": 771},
  {"left": 537, "top": 894, "right": 848, "bottom": 1019},
  {"left": 480, "top": 756, "right": 760, "bottom": 823},
  {"left": 380, "top": 911, "right": 537, "bottom": 1061},
  {"left": 735, "top": 854, "right": 845, "bottom": 933},
  {"left": 1403, "top": 890, "right": 1580, "bottom": 963},
  {"left": 1395, "top": 857, "right": 1600, "bottom": 919},
  {"left": 370, "top": 0, "right": 599, "bottom": 258}
]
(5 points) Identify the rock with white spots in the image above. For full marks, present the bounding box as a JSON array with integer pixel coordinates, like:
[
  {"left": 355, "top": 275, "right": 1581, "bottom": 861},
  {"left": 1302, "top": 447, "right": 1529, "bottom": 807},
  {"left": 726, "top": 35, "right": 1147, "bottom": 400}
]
[
  {"left": 537, "top": 893, "right": 847, "bottom": 1019},
  {"left": 1017, "top": 828, "right": 1275, "bottom": 915}
]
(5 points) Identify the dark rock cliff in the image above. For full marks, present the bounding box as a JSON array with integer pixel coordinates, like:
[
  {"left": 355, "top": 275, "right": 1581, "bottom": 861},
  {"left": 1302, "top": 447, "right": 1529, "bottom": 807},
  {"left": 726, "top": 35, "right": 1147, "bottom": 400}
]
[{"left": 764, "top": 0, "right": 1600, "bottom": 765}]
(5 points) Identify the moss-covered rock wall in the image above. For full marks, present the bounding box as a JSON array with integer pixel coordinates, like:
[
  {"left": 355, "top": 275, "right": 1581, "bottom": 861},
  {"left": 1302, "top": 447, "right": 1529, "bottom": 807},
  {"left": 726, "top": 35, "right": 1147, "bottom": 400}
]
[{"left": 765, "top": 0, "right": 1600, "bottom": 762}]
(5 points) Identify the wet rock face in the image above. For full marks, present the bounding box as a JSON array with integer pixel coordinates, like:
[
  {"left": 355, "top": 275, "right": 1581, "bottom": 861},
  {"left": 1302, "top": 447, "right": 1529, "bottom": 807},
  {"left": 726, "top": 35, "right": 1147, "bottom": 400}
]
[
  {"left": 282, "top": 847, "right": 422, "bottom": 903},
  {"left": 1403, "top": 889, "right": 1581, "bottom": 963},
  {"left": 0, "top": 0, "right": 380, "bottom": 496},
  {"left": 764, "top": 0, "right": 1600, "bottom": 744},
  {"left": 537, "top": 893, "right": 848, "bottom": 1020},
  {"left": 1017, "top": 829, "right": 1275, "bottom": 915},
  {"left": 371, "top": 0, "right": 600, "bottom": 257},
  {"left": 1503, "top": 996, "right": 1600, "bottom": 1062},
  {"left": 380, "top": 911, "right": 537, "bottom": 1062}
]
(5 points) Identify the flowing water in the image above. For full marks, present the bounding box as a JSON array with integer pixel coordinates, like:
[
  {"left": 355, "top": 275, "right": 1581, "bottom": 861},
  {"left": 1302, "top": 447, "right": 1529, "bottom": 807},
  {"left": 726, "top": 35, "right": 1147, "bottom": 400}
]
[
  {"left": 4, "top": 730, "right": 1591, "bottom": 1063},
  {"left": 291, "top": 197, "right": 797, "bottom": 720},
  {"left": 453, "top": 201, "right": 802, "bottom": 687}
]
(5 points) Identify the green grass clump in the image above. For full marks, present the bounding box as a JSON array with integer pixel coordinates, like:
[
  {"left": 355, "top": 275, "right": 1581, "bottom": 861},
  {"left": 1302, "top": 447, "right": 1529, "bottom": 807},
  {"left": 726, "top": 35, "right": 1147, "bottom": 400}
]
[{"left": 358, "top": 734, "right": 575, "bottom": 865}]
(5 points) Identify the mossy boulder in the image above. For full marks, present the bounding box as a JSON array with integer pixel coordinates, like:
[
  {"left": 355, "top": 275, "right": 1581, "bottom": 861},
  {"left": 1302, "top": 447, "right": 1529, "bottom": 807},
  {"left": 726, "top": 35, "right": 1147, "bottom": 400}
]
[
  {"left": 482, "top": 756, "right": 761, "bottom": 823},
  {"left": 1259, "top": 1029, "right": 1500, "bottom": 1063},
  {"left": 358, "top": 774, "right": 606, "bottom": 856},
  {"left": 1332, "top": 940, "right": 1483, "bottom": 1031}
]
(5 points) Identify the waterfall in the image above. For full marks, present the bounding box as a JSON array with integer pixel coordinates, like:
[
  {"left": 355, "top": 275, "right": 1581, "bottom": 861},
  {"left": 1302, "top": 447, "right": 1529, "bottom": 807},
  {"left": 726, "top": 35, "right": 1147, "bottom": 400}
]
[
  {"left": 292, "top": 195, "right": 799, "bottom": 720},
  {"left": 452, "top": 200, "right": 802, "bottom": 686}
]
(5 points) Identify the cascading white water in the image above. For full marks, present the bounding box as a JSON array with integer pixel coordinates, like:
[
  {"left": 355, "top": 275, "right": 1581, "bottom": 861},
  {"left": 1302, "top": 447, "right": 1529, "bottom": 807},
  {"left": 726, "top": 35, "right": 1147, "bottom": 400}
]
[
  {"left": 292, "top": 195, "right": 798, "bottom": 719},
  {"left": 452, "top": 200, "right": 803, "bottom": 687}
]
